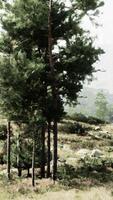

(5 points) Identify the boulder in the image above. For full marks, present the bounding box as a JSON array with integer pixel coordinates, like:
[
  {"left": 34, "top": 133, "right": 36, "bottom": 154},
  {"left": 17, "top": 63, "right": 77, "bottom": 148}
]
[
  {"left": 94, "top": 126, "right": 101, "bottom": 131},
  {"left": 76, "top": 148, "right": 90, "bottom": 159},
  {"left": 91, "top": 149, "right": 103, "bottom": 158}
]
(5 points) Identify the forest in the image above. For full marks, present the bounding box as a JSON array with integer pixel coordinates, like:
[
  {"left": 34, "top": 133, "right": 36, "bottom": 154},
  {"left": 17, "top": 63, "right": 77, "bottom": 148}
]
[{"left": 0, "top": 0, "right": 113, "bottom": 200}]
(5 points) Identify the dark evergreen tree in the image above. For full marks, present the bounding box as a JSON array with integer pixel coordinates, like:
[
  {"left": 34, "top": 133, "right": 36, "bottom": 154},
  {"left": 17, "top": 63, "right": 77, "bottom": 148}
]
[{"left": 0, "top": 0, "right": 104, "bottom": 181}]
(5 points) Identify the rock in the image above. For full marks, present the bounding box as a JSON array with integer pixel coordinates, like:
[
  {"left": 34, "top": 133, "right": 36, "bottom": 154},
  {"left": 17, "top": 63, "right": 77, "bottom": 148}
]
[
  {"left": 76, "top": 149, "right": 90, "bottom": 159},
  {"left": 89, "top": 132, "right": 101, "bottom": 140},
  {"left": 94, "top": 126, "right": 101, "bottom": 131},
  {"left": 100, "top": 130, "right": 109, "bottom": 134},
  {"left": 91, "top": 149, "right": 103, "bottom": 157},
  {"left": 106, "top": 134, "right": 112, "bottom": 139},
  {"left": 66, "top": 157, "right": 77, "bottom": 165}
]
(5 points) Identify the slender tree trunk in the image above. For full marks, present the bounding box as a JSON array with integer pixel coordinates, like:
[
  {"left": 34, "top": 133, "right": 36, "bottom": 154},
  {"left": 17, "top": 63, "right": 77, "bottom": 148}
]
[
  {"left": 7, "top": 121, "right": 11, "bottom": 180},
  {"left": 32, "top": 133, "right": 35, "bottom": 187},
  {"left": 48, "top": 0, "right": 58, "bottom": 181},
  {"left": 47, "top": 121, "right": 51, "bottom": 178},
  {"left": 53, "top": 120, "right": 58, "bottom": 181},
  {"left": 18, "top": 168, "right": 22, "bottom": 177},
  {"left": 27, "top": 168, "right": 30, "bottom": 177},
  {"left": 17, "top": 133, "right": 22, "bottom": 177},
  {"left": 40, "top": 125, "right": 45, "bottom": 178}
]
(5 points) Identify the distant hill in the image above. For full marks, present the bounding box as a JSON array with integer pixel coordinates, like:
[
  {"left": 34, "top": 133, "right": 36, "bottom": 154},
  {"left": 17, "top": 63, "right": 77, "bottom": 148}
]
[{"left": 65, "top": 87, "right": 113, "bottom": 117}]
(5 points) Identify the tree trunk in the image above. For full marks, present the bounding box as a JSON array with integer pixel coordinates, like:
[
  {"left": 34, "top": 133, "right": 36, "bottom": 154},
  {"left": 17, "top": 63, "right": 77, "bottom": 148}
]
[
  {"left": 7, "top": 121, "right": 11, "bottom": 180},
  {"left": 40, "top": 125, "right": 45, "bottom": 178},
  {"left": 47, "top": 121, "right": 51, "bottom": 178},
  {"left": 18, "top": 168, "right": 22, "bottom": 177},
  {"left": 17, "top": 133, "right": 22, "bottom": 177},
  {"left": 32, "top": 133, "right": 35, "bottom": 187},
  {"left": 48, "top": 0, "right": 58, "bottom": 181},
  {"left": 53, "top": 120, "right": 58, "bottom": 181},
  {"left": 27, "top": 168, "right": 30, "bottom": 177}
]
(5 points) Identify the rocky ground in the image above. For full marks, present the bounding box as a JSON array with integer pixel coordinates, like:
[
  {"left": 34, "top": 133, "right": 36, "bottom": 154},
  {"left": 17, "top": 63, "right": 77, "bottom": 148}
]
[{"left": 0, "top": 121, "right": 113, "bottom": 199}]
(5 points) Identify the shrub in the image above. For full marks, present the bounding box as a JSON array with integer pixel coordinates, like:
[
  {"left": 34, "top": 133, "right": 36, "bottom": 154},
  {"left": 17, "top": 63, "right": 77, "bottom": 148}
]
[
  {"left": 87, "top": 116, "right": 105, "bottom": 125},
  {"left": 58, "top": 164, "right": 76, "bottom": 186},
  {"left": 67, "top": 113, "right": 88, "bottom": 123},
  {"left": 0, "top": 125, "right": 7, "bottom": 140},
  {"left": 66, "top": 113, "right": 106, "bottom": 125},
  {"left": 79, "top": 156, "right": 113, "bottom": 172},
  {"left": 59, "top": 122, "right": 86, "bottom": 135}
]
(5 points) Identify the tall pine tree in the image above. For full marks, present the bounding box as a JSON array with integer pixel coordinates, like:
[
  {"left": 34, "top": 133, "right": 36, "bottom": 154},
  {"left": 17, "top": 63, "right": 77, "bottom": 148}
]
[{"left": 0, "top": 0, "right": 104, "bottom": 180}]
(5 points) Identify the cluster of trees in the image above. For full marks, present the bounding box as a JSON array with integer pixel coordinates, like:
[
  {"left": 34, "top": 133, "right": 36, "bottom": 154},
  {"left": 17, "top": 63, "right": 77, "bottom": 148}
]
[{"left": 0, "top": 0, "right": 103, "bottom": 186}]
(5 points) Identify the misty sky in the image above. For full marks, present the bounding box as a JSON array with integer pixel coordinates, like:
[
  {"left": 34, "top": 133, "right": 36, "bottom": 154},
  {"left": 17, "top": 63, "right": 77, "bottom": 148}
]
[{"left": 82, "top": 0, "right": 113, "bottom": 93}]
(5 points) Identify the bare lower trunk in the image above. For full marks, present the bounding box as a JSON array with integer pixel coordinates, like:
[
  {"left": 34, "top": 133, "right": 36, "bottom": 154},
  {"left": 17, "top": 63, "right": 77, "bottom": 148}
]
[
  {"left": 47, "top": 121, "right": 51, "bottom": 178},
  {"left": 17, "top": 133, "right": 22, "bottom": 177},
  {"left": 32, "top": 133, "right": 35, "bottom": 187},
  {"left": 18, "top": 168, "right": 22, "bottom": 177},
  {"left": 7, "top": 121, "right": 11, "bottom": 180},
  {"left": 53, "top": 120, "right": 58, "bottom": 181},
  {"left": 40, "top": 125, "right": 45, "bottom": 178},
  {"left": 27, "top": 168, "right": 30, "bottom": 177},
  {"left": 48, "top": 0, "right": 58, "bottom": 181}
]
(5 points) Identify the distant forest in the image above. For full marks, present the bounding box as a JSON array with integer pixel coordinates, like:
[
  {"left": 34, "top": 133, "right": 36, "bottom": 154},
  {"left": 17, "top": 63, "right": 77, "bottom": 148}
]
[{"left": 65, "top": 87, "right": 113, "bottom": 117}]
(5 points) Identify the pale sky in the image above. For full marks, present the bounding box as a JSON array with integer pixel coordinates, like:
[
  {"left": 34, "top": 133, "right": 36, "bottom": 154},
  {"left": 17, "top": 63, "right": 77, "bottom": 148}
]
[
  {"left": 0, "top": 0, "right": 113, "bottom": 93},
  {"left": 82, "top": 0, "right": 113, "bottom": 93}
]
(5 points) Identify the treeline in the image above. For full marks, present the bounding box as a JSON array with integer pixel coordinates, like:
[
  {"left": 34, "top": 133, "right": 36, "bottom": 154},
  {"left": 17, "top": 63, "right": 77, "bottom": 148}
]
[{"left": 0, "top": 0, "right": 104, "bottom": 186}]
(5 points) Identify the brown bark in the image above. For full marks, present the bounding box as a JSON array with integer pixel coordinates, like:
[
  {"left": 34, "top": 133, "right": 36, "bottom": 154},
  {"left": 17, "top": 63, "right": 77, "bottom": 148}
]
[
  {"left": 32, "top": 133, "right": 35, "bottom": 187},
  {"left": 7, "top": 121, "right": 11, "bottom": 180},
  {"left": 48, "top": 0, "right": 58, "bottom": 181},
  {"left": 40, "top": 125, "right": 45, "bottom": 178},
  {"left": 53, "top": 120, "right": 58, "bottom": 181},
  {"left": 47, "top": 121, "right": 51, "bottom": 178},
  {"left": 18, "top": 168, "right": 22, "bottom": 177},
  {"left": 27, "top": 168, "right": 30, "bottom": 177},
  {"left": 17, "top": 133, "right": 22, "bottom": 177}
]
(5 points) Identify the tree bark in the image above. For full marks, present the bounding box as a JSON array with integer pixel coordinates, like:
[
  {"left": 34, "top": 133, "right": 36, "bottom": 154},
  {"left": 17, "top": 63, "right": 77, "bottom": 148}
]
[
  {"left": 27, "top": 168, "right": 30, "bottom": 177},
  {"left": 32, "top": 133, "right": 35, "bottom": 187},
  {"left": 48, "top": 0, "right": 58, "bottom": 181},
  {"left": 18, "top": 168, "right": 22, "bottom": 177},
  {"left": 53, "top": 120, "right": 58, "bottom": 181},
  {"left": 40, "top": 125, "right": 45, "bottom": 178},
  {"left": 7, "top": 121, "right": 11, "bottom": 180},
  {"left": 47, "top": 121, "right": 51, "bottom": 178},
  {"left": 17, "top": 133, "right": 22, "bottom": 177}
]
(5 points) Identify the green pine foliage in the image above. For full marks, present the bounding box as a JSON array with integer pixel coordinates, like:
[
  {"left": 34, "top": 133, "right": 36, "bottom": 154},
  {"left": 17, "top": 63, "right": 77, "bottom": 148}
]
[
  {"left": 0, "top": 0, "right": 104, "bottom": 122},
  {"left": 95, "top": 91, "right": 108, "bottom": 120},
  {"left": 0, "top": 0, "right": 104, "bottom": 182}
]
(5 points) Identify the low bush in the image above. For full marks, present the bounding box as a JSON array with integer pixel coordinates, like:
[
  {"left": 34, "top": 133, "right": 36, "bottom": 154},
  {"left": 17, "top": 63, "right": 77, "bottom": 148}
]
[
  {"left": 79, "top": 156, "right": 113, "bottom": 172},
  {"left": 66, "top": 113, "right": 106, "bottom": 125},
  {"left": 59, "top": 122, "right": 86, "bottom": 135},
  {"left": 0, "top": 125, "right": 7, "bottom": 140},
  {"left": 58, "top": 164, "right": 76, "bottom": 186},
  {"left": 87, "top": 116, "right": 105, "bottom": 125},
  {"left": 66, "top": 113, "right": 88, "bottom": 123}
]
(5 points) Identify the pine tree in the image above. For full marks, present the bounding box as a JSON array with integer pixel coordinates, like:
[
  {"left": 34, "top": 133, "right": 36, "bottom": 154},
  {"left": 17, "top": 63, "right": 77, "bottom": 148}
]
[
  {"left": 95, "top": 91, "right": 108, "bottom": 121},
  {"left": 0, "top": 0, "right": 104, "bottom": 181}
]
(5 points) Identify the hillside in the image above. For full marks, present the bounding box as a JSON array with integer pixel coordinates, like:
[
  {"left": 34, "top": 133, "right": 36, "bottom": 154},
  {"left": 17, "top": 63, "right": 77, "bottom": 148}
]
[{"left": 1, "top": 119, "right": 113, "bottom": 199}]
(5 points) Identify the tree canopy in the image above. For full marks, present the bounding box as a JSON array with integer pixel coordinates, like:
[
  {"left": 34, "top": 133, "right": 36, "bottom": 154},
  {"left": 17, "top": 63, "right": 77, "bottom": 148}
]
[{"left": 0, "top": 0, "right": 104, "bottom": 121}]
